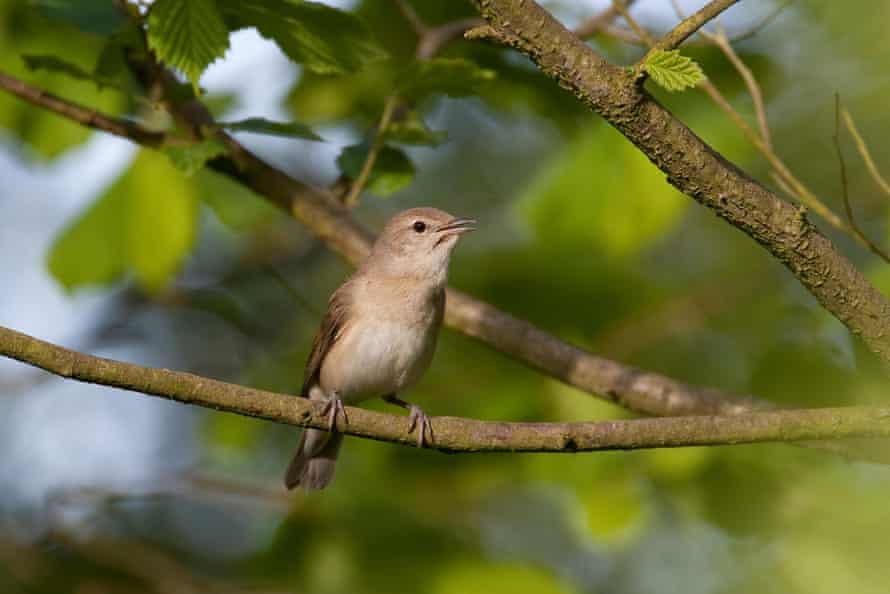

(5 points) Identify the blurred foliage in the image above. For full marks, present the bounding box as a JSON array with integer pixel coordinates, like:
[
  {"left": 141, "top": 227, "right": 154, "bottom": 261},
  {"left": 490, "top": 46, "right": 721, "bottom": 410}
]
[{"left": 3, "top": 1, "right": 890, "bottom": 594}]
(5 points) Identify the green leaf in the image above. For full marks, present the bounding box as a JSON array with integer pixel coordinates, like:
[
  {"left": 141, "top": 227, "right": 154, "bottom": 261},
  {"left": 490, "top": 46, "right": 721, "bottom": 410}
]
[
  {"left": 520, "top": 123, "right": 687, "bottom": 261},
  {"left": 47, "top": 187, "right": 128, "bottom": 290},
  {"left": 197, "top": 169, "right": 282, "bottom": 232},
  {"left": 337, "top": 142, "right": 415, "bottom": 196},
  {"left": 163, "top": 138, "right": 228, "bottom": 176},
  {"left": 384, "top": 112, "right": 446, "bottom": 146},
  {"left": 30, "top": 0, "right": 126, "bottom": 36},
  {"left": 126, "top": 152, "right": 198, "bottom": 291},
  {"left": 219, "top": 117, "right": 321, "bottom": 140},
  {"left": 398, "top": 58, "right": 496, "bottom": 100},
  {"left": 644, "top": 49, "right": 706, "bottom": 92},
  {"left": 47, "top": 151, "right": 198, "bottom": 292},
  {"left": 217, "top": 0, "right": 387, "bottom": 74},
  {"left": 147, "top": 0, "right": 230, "bottom": 92}
]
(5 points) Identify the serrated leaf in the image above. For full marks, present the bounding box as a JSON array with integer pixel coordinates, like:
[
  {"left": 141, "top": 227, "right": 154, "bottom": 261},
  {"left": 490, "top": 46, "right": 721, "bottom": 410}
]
[
  {"left": 384, "top": 112, "right": 446, "bottom": 146},
  {"left": 47, "top": 151, "right": 198, "bottom": 292},
  {"left": 217, "top": 0, "right": 387, "bottom": 74},
  {"left": 644, "top": 49, "right": 705, "bottom": 92},
  {"left": 219, "top": 117, "right": 321, "bottom": 140},
  {"left": 398, "top": 58, "right": 496, "bottom": 100},
  {"left": 163, "top": 138, "right": 228, "bottom": 176},
  {"left": 30, "top": 0, "right": 126, "bottom": 36},
  {"left": 337, "top": 142, "right": 415, "bottom": 196},
  {"left": 147, "top": 0, "right": 230, "bottom": 92}
]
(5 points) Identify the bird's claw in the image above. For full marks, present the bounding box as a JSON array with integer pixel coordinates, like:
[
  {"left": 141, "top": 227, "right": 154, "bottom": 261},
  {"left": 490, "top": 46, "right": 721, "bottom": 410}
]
[
  {"left": 320, "top": 394, "right": 348, "bottom": 432},
  {"left": 407, "top": 404, "right": 433, "bottom": 448}
]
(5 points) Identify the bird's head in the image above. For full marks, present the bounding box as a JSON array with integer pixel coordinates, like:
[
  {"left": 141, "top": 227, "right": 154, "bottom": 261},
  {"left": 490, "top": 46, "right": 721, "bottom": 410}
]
[{"left": 367, "top": 207, "right": 475, "bottom": 285}]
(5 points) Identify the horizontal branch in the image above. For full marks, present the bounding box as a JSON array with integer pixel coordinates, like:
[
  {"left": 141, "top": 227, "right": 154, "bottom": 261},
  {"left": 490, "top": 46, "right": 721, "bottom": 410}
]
[
  {"left": 0, "top": 69, "right": 766, "bottom": 419},
  {"left": 3, "top": 325, "right": 890, "bottom": 453},
  {"left": 470, "top": 0, "right": 890, "bottom": 367}
]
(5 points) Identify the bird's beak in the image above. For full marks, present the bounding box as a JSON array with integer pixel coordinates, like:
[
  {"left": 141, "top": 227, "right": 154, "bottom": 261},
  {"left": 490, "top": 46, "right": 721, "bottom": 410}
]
[{"left": 436, "top": 217, "right": 476, "bottom": 235}]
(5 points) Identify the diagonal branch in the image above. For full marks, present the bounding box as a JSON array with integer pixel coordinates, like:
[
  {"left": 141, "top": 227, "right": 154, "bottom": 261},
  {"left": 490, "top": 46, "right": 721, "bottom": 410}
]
[
  {"left": 0, "top": 69, "right": 768, "bottom": 418},
  {"left": 649, "top": 0, "right": 740, "bottom": 53},
  {"left": 469, "top": 0, "right": 890, "bottom": 367},
  {"left": 0, "top": 71, "right": 165, "bottom": 147},
  {"left": 3, "top": 324, "right": 890, "bottom": 452}
]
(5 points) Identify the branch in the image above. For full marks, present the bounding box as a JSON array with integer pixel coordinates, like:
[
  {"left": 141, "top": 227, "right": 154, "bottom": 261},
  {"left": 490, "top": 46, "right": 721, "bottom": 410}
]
[
  {"left": 575, "top": 0, "right": 638, "bottom": 39},
  {"left": 833, "top": 97, "right": 890, "bottom": 262},
  {"left": 0, "top": 71, "right": 165, "bottom": 147},
  {"left": 650, "top": 0, "right": 740, "bottom": 53},
  {"left": 3, "top": 325, "right": 890, "bottom": 452},
  {"left": 470, "top": 0, "right": 890, "bottom": 367}
]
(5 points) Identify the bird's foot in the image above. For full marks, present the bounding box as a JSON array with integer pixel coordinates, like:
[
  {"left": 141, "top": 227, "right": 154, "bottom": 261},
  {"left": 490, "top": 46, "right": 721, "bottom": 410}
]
[
  {"left": 407, "top": 404, "right": 433, "bottom": 448},
  {"left": 320, "top": 393, "right": 348, "bottom": 432}
]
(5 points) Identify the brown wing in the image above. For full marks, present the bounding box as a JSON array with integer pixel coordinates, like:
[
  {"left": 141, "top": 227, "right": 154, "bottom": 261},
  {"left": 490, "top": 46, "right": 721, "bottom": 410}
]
[{"left": 300, "top": 282, "right": 352, "bottom": 397}]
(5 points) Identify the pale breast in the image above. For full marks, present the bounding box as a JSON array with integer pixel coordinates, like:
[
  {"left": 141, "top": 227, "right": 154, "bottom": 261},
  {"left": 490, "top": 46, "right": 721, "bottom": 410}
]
[{"left": 318, "top": 279, "right": 443, "bottom": 403}]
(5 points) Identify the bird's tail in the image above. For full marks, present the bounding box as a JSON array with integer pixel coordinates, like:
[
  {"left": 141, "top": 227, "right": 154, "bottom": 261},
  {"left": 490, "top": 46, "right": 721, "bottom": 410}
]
[{"left": 284, "top": 428, "right": 343, "bottom": 491}]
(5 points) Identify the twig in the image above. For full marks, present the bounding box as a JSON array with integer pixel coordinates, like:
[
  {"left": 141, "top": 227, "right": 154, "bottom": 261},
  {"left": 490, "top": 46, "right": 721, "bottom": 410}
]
[
  {"left": 842, "top": 108, "right": 890, "bottom": 199},
  {"left": 342, "top": 95, "right": 399, "bottom": 207},
  {"left": 3, "top": 324, "right": 890, "bottom": 452},
  {"left": 417, "top": 18, "right": 485, "bottom": 60},
  {"left": 731, "top": 0, "right": 795, "bottom": 43},
  {"left": 613, "top": 0, "right": 654, "bottom": 46},
  {"left": 392, "top": 0, "right": 427, "bottom": 35},
  {"left": 648, "top": 0, "right": 740, "bottom": 55},
  {"left": 833, "top": 96, "right": 890, "bottom": 262},
  {"left": 709, "top": 23, "right": 772, "bottom": 151},
  {"left": 575, "top": 0, "right": 638, "bottom": 39}
]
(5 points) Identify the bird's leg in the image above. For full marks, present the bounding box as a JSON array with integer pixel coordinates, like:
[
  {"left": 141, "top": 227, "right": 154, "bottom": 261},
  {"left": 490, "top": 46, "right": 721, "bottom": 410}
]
[
  {"left": 319, "top": 391, "right": 348, "bottom": 432},
  {"left": 383, "top": 394, "right": 432, "bottom": 448}
]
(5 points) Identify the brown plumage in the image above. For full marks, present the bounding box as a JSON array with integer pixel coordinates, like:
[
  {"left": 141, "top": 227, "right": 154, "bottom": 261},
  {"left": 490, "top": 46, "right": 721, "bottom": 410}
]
[{"left": 284, "top": 208, "right": 474, "bottom": 490}]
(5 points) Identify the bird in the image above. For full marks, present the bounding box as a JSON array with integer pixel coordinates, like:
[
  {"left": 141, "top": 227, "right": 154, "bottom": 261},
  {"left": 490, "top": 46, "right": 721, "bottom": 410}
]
[{"left": 284, "top": 207, "right": 475, "bottom": 490}]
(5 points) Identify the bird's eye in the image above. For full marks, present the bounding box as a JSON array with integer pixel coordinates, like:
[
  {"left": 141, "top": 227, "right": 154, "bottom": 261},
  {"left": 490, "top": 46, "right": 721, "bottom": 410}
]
[{"left": 413, "top": 221, "right": 426, "bottom": 233}]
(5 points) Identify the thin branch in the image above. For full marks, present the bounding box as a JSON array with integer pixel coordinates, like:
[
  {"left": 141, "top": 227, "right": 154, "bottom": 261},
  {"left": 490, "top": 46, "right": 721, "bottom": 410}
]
[
  {"left": 612, "top": 0, "right": 653, "bottom": 46},
  {"left": 833, "top": 97, "right": 890, "bottom": 261},
  {"left": 341, "top": 94, "right": 398, "bottom": 207},
  {"left": 731, "top": 0, "right": 795, "bottom": 43},
  {"left": 842, "top": 108, "right": 890, "bottom": 199},
  {"left": 341, "top": 14, "right": 483, "bottom": 206},
  {"left": 575, "top": 0, "right": 637, "bottom": 39},
  {"left": 709, "top": 23, "right": 772, "bottom": 151},
  {"left": 392, "top": 0, "right": 427, "bottom": 35},
  {"left": 417, "top": 18, "right": 485, "bottom": 60},
  {"left": 3, "top": 324, "right": 890, "bottom": 452},
  {"left": 0, "top": 71, "right": 165, "bottom": 147},
  {"left": 649, "top": 0, "right": 740, "bottom": 54}
]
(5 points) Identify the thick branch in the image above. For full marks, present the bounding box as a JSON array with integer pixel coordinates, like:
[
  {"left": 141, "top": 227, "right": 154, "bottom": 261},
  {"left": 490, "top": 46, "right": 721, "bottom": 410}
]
[
  {"left": 3, "top": 325, "right": 890, "bottom": 452},
  {"left": 470, "top": 0, "right": 890, "bottom": 366}
]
